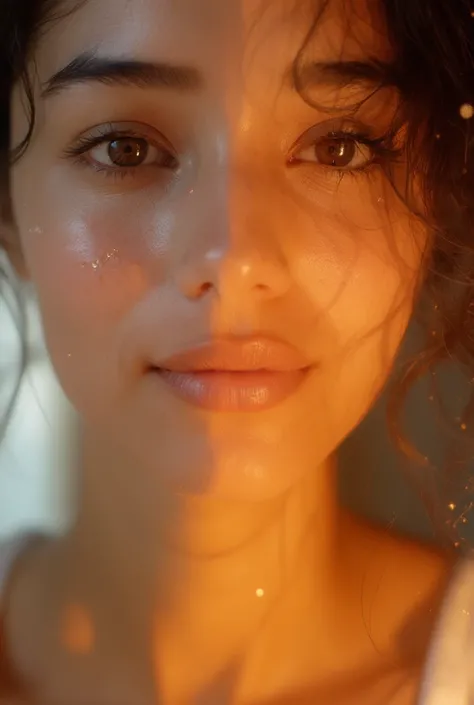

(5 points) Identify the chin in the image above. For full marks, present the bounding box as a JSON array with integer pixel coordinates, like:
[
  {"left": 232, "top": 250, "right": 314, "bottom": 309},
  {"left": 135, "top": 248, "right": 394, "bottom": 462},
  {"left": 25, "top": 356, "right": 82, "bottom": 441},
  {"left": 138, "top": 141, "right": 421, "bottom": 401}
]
[{"left": 142, "top": 432, "right": 317, "bottom": 502}]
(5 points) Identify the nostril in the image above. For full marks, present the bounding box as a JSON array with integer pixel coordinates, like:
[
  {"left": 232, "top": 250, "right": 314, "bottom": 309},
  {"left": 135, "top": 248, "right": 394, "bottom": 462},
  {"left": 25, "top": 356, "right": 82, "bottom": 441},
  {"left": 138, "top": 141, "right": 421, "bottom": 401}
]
[
  {"left": 180, "top": 277, "right": 215, "bottom": 300},
  {"left": 195, "top": 281, "right": 213, "bottom": 298}
]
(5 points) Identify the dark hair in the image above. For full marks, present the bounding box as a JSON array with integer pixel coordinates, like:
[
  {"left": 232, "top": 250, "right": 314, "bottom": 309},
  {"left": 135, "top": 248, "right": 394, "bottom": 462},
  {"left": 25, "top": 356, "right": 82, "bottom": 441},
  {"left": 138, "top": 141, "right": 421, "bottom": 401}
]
[{"left": 2, "top": 0, "right": 474, "bottom": 545}]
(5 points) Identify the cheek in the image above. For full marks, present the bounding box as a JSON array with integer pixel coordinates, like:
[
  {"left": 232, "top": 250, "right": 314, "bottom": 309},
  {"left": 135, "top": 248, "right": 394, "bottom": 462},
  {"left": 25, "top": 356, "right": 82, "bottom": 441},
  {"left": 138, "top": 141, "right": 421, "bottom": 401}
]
[
  {"left": 18, "top": 216, "right": 149, "bottom": 321},
  {"left": 13, "top": 202, "right": 174, "bottom": 406},
  {"left": 14, "top": 189, "right": 181, "bottom": 318},
  {"left": 286, "top": 211, "right": 425, "bottom": 442},
  {"left": 292, "top": 203, "right": 425, "bottom": 368},
  {"left": 12, "top": 158, "right": 176, "bottom": 300}
]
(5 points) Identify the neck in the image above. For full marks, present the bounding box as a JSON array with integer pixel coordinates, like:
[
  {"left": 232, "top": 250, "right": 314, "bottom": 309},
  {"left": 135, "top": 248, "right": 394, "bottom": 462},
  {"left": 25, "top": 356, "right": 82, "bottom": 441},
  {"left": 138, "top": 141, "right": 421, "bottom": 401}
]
[{"left": 11, "top": 429, "right": 349, "bottom": 704}]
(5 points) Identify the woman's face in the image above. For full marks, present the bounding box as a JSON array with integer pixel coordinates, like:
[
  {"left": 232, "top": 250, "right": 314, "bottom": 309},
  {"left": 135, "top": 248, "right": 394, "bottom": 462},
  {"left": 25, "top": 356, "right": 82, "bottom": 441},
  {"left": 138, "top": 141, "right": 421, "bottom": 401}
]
[{"left": 10, "top": 0, "right": 426, "bottom": 500}]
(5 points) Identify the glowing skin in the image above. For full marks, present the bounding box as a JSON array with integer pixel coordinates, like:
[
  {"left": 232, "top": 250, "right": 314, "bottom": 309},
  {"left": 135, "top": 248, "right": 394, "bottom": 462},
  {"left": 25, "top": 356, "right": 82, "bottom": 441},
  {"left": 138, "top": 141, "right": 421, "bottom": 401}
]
[
  {"left": 10, "top": 0, "right": 423, "bottom": 501},
  {"left": 4, "top": 0, "right": 449, "bottom": 703}
]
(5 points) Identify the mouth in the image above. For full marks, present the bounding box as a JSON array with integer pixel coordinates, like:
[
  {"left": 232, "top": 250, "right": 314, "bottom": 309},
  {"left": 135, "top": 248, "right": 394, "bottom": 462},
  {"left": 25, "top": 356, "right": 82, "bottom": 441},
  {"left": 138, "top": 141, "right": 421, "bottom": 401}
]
[{"left": 149, "top": 338, "right": 313, "bottom": 412}]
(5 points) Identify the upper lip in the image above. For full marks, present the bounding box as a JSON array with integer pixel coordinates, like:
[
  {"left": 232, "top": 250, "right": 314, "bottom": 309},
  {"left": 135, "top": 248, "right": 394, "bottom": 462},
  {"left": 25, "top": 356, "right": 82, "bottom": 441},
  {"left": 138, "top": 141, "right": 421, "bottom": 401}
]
[{"left": 154, "top": 337, "right": 311, "bottom": 373}]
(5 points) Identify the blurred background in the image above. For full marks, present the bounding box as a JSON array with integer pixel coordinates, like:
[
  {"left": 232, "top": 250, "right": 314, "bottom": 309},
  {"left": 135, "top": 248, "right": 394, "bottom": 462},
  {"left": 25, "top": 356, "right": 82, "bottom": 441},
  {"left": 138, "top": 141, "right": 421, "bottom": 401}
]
[
  {"left": 0, "top": 258, "right": 471, "bottom": 543},
  {"left": 0, "top": 258, "right": 72, "bottom": 536}
]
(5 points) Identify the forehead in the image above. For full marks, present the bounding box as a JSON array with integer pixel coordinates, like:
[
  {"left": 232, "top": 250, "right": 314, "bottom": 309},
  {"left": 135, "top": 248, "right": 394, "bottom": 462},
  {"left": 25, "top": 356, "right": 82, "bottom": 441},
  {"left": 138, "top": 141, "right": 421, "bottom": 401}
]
[{"left": 37, "top": 0, "right": 390, "bottom": 82}]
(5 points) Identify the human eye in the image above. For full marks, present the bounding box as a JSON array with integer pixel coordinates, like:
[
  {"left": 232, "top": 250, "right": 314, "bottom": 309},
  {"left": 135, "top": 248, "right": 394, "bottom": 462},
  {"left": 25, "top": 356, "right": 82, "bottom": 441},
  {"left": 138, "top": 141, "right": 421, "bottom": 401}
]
[
  {"left": 288, "top": 119, "right": 400, "bottom": 174},
  {"left": 63, "top": 122, "right": 178, "bottom": 179}
]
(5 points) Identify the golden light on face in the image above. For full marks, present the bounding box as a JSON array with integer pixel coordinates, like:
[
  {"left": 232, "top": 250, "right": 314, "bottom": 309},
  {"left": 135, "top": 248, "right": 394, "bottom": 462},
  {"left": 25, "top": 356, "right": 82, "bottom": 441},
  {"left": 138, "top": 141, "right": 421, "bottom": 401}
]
[{"left": 10, "top": 0, "right": 427, "bottom": 501}]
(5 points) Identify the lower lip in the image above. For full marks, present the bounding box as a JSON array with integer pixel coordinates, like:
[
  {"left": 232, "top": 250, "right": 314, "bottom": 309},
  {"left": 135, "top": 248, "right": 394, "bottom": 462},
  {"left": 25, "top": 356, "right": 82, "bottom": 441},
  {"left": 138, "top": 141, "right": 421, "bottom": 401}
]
[{"left": 152, "top": 369, "right": 309, "bottom": 412}]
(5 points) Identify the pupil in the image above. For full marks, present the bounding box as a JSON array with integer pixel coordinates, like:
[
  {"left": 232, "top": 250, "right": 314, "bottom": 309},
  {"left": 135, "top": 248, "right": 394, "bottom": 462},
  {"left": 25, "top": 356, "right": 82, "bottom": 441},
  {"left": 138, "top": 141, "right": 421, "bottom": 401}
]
[
  {"left": 109, "top": 138, "right": 147, "bottom": 166},
  {"left": 329, "top": 144, "right": 344, "bottom": 157},
  {"left": 317, "top": 138, "right": 356, "bottom": 167}
]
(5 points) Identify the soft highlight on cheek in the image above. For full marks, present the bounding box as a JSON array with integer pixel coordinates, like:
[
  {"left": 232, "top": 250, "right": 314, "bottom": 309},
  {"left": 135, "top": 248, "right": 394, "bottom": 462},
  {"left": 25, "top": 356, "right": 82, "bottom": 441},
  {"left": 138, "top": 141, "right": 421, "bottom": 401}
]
[
  {"left": 77, "top": 204, "right": 175, "bottom": 271},
  {"left": 56, "top": 207, "right": 172, "bottom": 316},
  {"left": 24, "top": 223, "right": 150, "bottom": 322},
  {"left": 77, "top": 255, "right": 149, "bottom": 318}
]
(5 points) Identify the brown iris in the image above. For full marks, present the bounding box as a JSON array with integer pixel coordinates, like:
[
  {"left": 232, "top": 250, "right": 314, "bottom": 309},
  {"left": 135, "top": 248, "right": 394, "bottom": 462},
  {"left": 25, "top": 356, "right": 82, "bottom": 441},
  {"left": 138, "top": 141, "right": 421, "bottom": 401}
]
[
  {"left": 315, "top": 137, "right": 357, "bottom": 168},
  {"left": 108, "top": 137, "right": 149, "bottom": 167}
]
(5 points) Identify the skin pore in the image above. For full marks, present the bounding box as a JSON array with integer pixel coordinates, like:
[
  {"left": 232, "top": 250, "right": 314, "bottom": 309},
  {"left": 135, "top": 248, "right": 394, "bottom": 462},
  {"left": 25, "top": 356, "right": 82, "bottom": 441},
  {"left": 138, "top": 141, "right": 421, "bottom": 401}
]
[{"left": 3, "top": 0, "right": 453, "bottom": 703}]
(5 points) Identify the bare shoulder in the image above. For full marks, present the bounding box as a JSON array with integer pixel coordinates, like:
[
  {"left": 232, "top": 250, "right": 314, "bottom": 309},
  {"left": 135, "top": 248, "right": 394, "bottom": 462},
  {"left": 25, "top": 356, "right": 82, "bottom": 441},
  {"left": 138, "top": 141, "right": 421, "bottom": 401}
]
[
  {"left": 348, "top": 512, "right": 454, "bottom": 588},
  {"left": 344, "top": 513, "right": 456, "bottom": 663}
]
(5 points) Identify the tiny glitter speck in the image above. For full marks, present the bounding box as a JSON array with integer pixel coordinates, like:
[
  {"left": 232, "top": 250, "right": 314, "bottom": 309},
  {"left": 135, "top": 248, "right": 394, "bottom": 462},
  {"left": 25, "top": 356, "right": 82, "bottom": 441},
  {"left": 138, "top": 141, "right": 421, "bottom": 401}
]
[
  {"left": 449, "top": 503, "right": 456, "bottom": 511},
  {"left": 461, "top": 423, "right": 467, "bottom": 431},
  {"left": 105, "top": 249, "right": 118, "bottom": 262},
  {"left": 256, "top": 588, "right": 265, "bottom": 598}
]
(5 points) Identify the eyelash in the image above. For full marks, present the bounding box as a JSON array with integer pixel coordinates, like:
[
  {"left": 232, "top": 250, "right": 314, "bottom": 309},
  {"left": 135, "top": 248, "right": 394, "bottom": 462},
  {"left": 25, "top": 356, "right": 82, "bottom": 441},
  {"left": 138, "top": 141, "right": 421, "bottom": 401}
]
[
  {"left": 290, "top": 129, "right": 402, "bottom": 178},
  {"left": 63, "top": 124, "right": 177, "bottom": 180},
  {"left": 63, "top": 124, "right": 402, "bottom": 182}
]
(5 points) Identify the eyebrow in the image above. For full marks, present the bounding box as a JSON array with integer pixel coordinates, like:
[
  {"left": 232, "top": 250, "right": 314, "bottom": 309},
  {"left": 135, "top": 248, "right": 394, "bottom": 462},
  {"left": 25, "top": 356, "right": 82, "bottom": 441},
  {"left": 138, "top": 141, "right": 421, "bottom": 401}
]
[
  {"left": 287, "top": 59, "right": 399, "bottom": 92},
  {"left": 42, "top": 52, "right": 203, "bottom": 98},
  {"left": 42, "top": 53, "right": 397, "bottom": 100}
]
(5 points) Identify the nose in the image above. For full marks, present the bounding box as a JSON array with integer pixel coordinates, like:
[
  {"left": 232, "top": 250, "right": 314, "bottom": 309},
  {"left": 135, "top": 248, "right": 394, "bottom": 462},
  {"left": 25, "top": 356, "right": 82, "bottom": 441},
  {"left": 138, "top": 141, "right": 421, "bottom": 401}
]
[
  {"left": 176, "top": 173, "right": 291, "bottom": 304},
  {"left": 179, "top": 247, "right": 290, "bottom": 302}
]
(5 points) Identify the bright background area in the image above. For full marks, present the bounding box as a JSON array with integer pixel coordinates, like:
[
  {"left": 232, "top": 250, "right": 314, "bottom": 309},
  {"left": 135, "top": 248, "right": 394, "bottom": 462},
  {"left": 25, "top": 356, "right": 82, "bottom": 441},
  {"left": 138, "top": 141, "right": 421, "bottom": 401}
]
[{"left": 0, "top": 263, "right": 73, "bottom": 536}]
